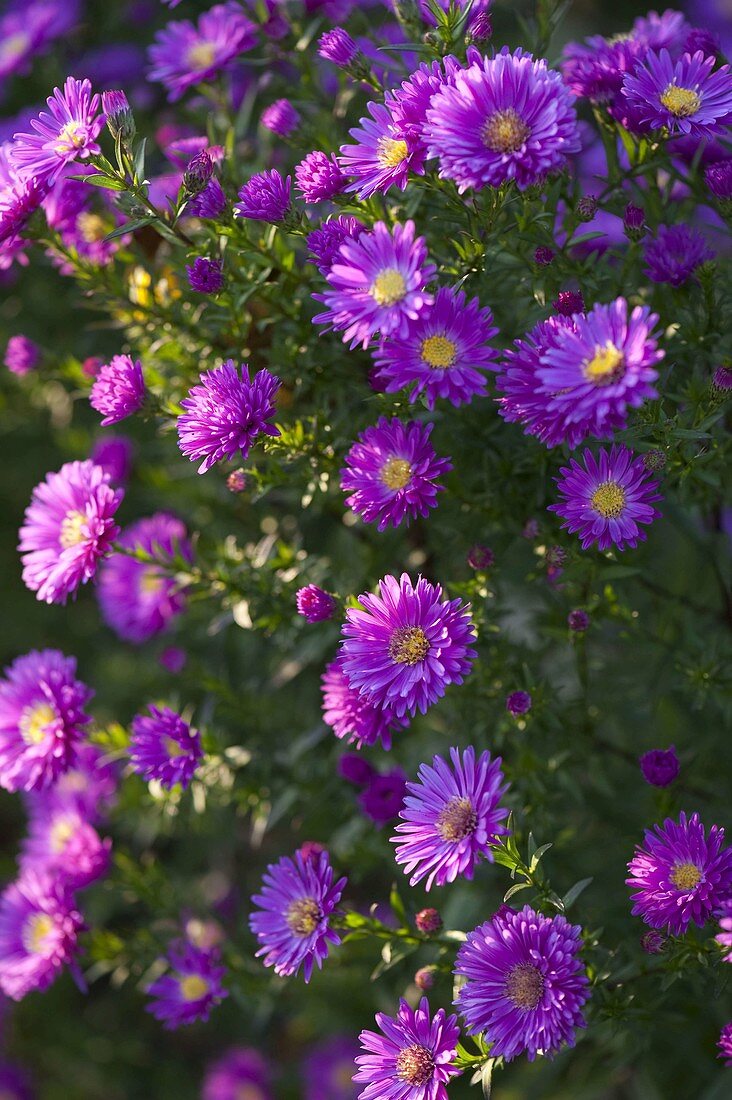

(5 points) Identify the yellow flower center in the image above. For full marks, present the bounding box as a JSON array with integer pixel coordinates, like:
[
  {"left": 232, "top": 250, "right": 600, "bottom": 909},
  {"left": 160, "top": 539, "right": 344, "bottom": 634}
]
[
  {"left": 482, "top": 109, "right": 531, "bottom": 153},
  {"left": 421, "top": 334, "right": 457, "bottom": 369},
  {"left": 19, "top": 701, "right": 55, "bottom": 746},
  {"left": 436, "top": 796, "right": 477, "bottom": 842},
  {"left": 371, "top": 268, "right": 406, "bottom": 306},
  {"left": 163, "top": 736, "right": 187, "bottom": 759},
  {"left": 77, "top": 212, "right": 107, "bottom": 243},
  {"left": 395, "top": 1044, "right": 435, "bottom": 1085},
  {"left": 584, "top": 342, "right": 625, "bottom": 384},
  {"left": 54, "top": 121, "right": 87, "bottom": 155},
  {"left": 0, "top": 32, "right": 30, "bottom": 63},
  {"left": 380, "top": 457, "right": 412, "bottom": 490},
  {"left": 591, "top": 480, "right": 626, "bottom": 518},
  {"left": 50, "top": 817, "right": 76, "bottom": 854},
  {"left": 235, "top": 1088, "right": 266, "bottom": 1100},
  {"left": 140, "top": 568, "right": 165, "bottom": 595},
  {"left": 388, "top": 626, "right": 430, "bottom": 666},
  {"left": 179, "top": 974, "right": 210, "bottom": 1001},
  {"left": 669, "top": 861, "right": 702, "bottom": 890},
  {"left": 186, "top": 41, "right": 217, "bottom": 71},
  {"left": 505, "top": 963, "right": 545, "bottom": 1009},
  {"left": 660, "top": 84, "right": 701, "bottom": 118},
  {"left": 59, "top": 509, "right": 88, "bottom": 549},
  {"left": 22, "top": 912, "right": 55, "bottom": 955},
  {"left": 377, "top": 136, "right": 409, "bottom": 169},
  {"left": 286, "top": 897, "right": 322, "bottom": 936}
]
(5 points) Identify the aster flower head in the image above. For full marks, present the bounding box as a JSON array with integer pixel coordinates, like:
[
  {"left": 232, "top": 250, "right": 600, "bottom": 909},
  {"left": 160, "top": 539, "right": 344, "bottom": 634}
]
[
  {"left": 705, "top": 158, "right": 732, "bottom": 202},
  {"left": 26, "top": 742, "right": 117, "bottom": 825},
  {"left": 339, "top": 572, "right": 477, "bottom": 718},
  {"left": 313, "top": 220, "right": 435, "bottom": 349},
  {"left": 568, "top": 608, "right": 590, "bottom": 632},
  {"left": 249, "top": 849, "right": 347, "bottom": 982},
  {"left": 506, "top": 690, "right": 532, "bottom": 716},
  {"left": 234, "top": 169, "right": 291, "bottom": 224},
  {"left": 0, "top": 649, "right": 92, "bottom": 793},
  {"left": 12, "top": 77, "right": 102, "bottom": 186},
  {"left": 19, "top": 460, "right": 122, "bottom": 604},
  {"left": 716, "top": 899, "right": 732, "bottom": 962},
  {"left": 0, "top": 162, "right": 46, "bottom": 266},
  {"left": 718, "top": 1022, "right": 732, "bottom": 1067},
  {"left": 467, "top": 544, "right": 494, "bottom": 570},
  {"left": 643, "top": 223, "right": 715, "bottom": 285},
  {"left": 561, "top": 33, "right": 647, "bottom": 107},
  {"left": 89, "top": 355, "right": 145, "bottom": 426},
  {"left": 372, "top": 287, "right": 499, "bottom": 410},
  {"left": 318, "top": 28, "right": 358, "bottom": 67},
  {"left": 392, "top": 746, "right": 510, "bottom": 890},
  {"left": 339, "top": 101, "right": 423, "bottom": 200},
  {"left": 322, "top": 660, "right": 407, "bottom": 751},
  {"left": 354, "top": 996, "right": 461, "bottom": 1100},
  {"left": 97, "top": 513, "right": 191, "bottom": 644},
  {"left": 622, "top": 49, "right": 732, "bottom": 137},
  {"left": 295, "top": 152, "right": 347, "bottom": 205},
  {"left": 130, "top": 705, "right": 202, "bottom": 791},
  {"left": 148, "top": 3, "right": 257, "bottom": 101},
  {"left": 341, "top": 417, "right": 451, "bottom": 532},
  {"left": 549, "top": 445, "right": 662, "bottom": 552},
  {"left": 189, "top": 177, "right": 227, "bottom": 218},
  {"left": 0, "top": 870, "right": 83, "bottom": 1001},
  {"left": 90, "top": 435, "right": 133, "bottom": 485},
  {"left": 360, "top": 769, "right": 407, "bottom": 824},
  {"left": 186, "top": 256, "right": 224, "bottom": 294},
  {"left": 5, "top": 335, "right": 40, "bottom": 376},
  {"left": 0, "top": 2, "right": 79, "bottom": 84},
  {"left": 425, "top": 48, "right": 581, "bottom": 193},
  {"left": 203, "top": 1047, "right": 273, "bottom": 1100},
  {"left": 296, "top": 585, "right": 336, "bottom": 622},
  {"left": 306, "top": 215, "right": 365, "bottom": 275},
  {"left": 639, "top": 746, "right": 679, "bottom": 787},
  {"left": 627, "top": 812, "right": 732, "bottom": 934},
  {"left": 101, "top": 89, "right": 134, "bottom": 142},
  {"left": 21, "top": 806, "right": 110, "bottom": 890},
  {"left": 183, "top": 150, "right": 213, "bottom": 194},
  {"left": 303, "top": 1035, "right": 359, "bottom": 1100},
  {"left": 455, "top": 905, "right": 589, "bottom": 1061},
  {"left": 146, "top": 940, "right": 227, "bottom": 1028},
  {"left": 261, "top": 99, "right": 300, "bottom": 138},
  {"left": 388, "top": 57, "right": 463, "bottom": 152},
  {"left": 178, "top": 361, "right": 280, "bottom": 473}
]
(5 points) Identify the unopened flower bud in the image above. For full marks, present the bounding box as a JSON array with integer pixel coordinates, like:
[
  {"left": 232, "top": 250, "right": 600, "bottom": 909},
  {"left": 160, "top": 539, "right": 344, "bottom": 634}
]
[{"left": 415, "top": 908, "right": 442, "bottom": 935}]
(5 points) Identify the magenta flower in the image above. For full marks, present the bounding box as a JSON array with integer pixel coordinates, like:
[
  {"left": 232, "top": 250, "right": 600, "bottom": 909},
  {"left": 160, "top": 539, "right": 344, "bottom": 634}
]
[
  {"left": 146, "top": 940, "right": 228, "bottom": 1028},
  {"left": 19, "top": 460, "right": 123, "bottom": 604},
  {"left": 716, "top": 899, "right": 732, "bottom": 962},
  {"left": 295, "top": 151, "right": 348, "bottom": 204},
  {"left": 339, "top": 101, "right": 423, "bottom": 200},
  {"left": 506, "top": 690, "right": 532, "bottom": 716},
  {"left": 148, "top": 3, "right": 257, "bottom": 101},
  {"left": 130, "top": 705, "right": 203, "bottom": 790},
  {"left": 89, "top": 355, "right": 145, "bottom": 425},
  {"left": 639, "top": 746, "right": 679, "bottom": 787},
  {"left": 392, "top": 746, "right": 510, "bottom": 890},
  {"left": 21, "top": 807, "right": 110, "bottom": 891},
  {"left": 627, "top": 812, "right": 732, "bottom": 934},
  {"left": 296, "top": 585, "right": 336, "bottom": 622},
  {"left": 25, "top": 742, "right": 117, "bottom": 825},
  {"left": 318, "top": 28, "right": 358, "bottom": 67},
  {"left": 622, "top": 49, "right": 732, "bottom": 137},
  {"left": 249, "top": 850, "right": 346, "bottom": 982},
  {"left": 313, "top": 221, "right": 435, "bottom": 349},
  {"left": 234, "top": 169, "right": 291, "bottom": 224},
  {"left": 90, "top": 435, "right": 133, "bottom": 486},
  {"left": 455, "top": 905, "right": 590, "bottom": 1061},
  {"left": 718, "top": 1022, "right": 732, "bottom": 1066},
  {"left": 321, "top": 659, "right": 407, "bottom": 750},
  {"left": 202, "top": 1048, "right": 273, "bottom": 1100},
  {"left": 0, "top": 144, "right": 47, "bottom": 268},
  {"left": 4, "top": 335, "right": 40, "bottom": 376},
  {"left": 261, "top": 98, "right": 300, "bottom": 138},
  {"left": 177, "top": 361, "right": 281, "bottom": 473},
  {"left": 549, "top": 445, "right": 662, "bottom": 552},
  {"left": 306, "top": 215, "right": 365, "bottom": 275},
  {"left": 186, "top": 256, "right": 224, "bottom": 294},
  {"left": 339, "top": 573, "right": 477, "bottom": 718},
  {"left": 340, "top": 417, "right": 452, "bottom": 531},
  {"left": 0, "top": 649, "right": 92, "bottom": 793},
  {"left": 11, "top": 77, "right": 102, "bottom": 185},
  {"left": 0, "top": 870, "right": 83, "bottom": 1001},
  {"left": 643, "top": 224, "right": 715, "bottom": 285},
  {"left": 354, "top": 997, "right": 461, "bottom": 1100}
]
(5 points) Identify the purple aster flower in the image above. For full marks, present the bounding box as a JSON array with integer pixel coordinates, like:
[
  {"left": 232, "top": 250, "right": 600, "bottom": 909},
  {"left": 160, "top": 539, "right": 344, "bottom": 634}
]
[
  {"left": 0, "top": 649, "right": 92, "bottom": 793},
  {"left": 568, "top": 608, "right": 590, "bottom": 632},
  {"left": 313, "top": 221, "right": 435, "bottom": 349},
  {"left": 4, "top": 335, "right": 40, "bottom": 376},
  {"left": 338, "top": 752, "right": 375, "bottom": 786},
  {"left": 303, "top": 1035, "right": 359, "bottom": 1100},
  {"left": 19, "top": 460, "right": 122, "bottom": 604},
  {"left": 622, "top": 49, "right": 732, "bottom": 137},
  {"left": 146, "top": 940, "right": 227, "bottom": 1028},
  {"left": 455, "top": 905, "right": 589, "bottom": 1061},
  {"left": 371, "top": 287, "right": 498, "bottom": 410},
  {"left": 562, "top": 34, "right": 647, "bottom": 108},
  {"left": 20, "top": 807, "right": 111, "bottom": 890},
  {"left": 90, "top": 435, "right": 133, "bottom": 485},
  {"left": 535, "top": 246, "right": 555, "bottom": 266},
  {"left": 89, "top": 355, "right": 145, "bottom": 426},
  {"left": 295, "top": 151, "right": 348, "bottom": 204},
  {"left": 639, "top": 746, "right": 680, "bottom": 788},
  {"left": 261, "top": 99, "right": 300, "bottom": 138},
  {"left": 392, "top": 746, "right": 509, "bottom": 891},
  {"left": 186, "top": 256, "right": 224, "bottom": 294},
  {"left": 97, "top": 513, "right": 191, "bottom": 644},
  {"left": 148, "top": 3, "right": 257, "bottom": 102},
  {"left": 249, "top": 849, "right": 347, "bottom": 982},
  {"left": 130, "top": 704, "right": 202, "bottom": 790},
  {"left": 318, "top": 28, "right": 358, "bottom": 67},
  {"left": 340, "top": 573, "right": 476, "bottom": 718},
  {"left": 719, "top": 1022, "right": 732, "bottom": 1066},
  {"left": 297, "top": 585, "right": 336, "bottom": 622},
  {"left": 306, "top": 215, "right": 365, "bottom": 275},
  {"left": 12, "top": 77, "right": 102, "bottom": 186},
  {"left": 41, "top": 175, "right": 124, "bottom": 272},
  {"left": 159, "top": 646, "right": 187, "bottom": 674},
  {"left": 339, "top": 101, "right": 423, "bottom": 200},
  {"left": 0, "top": 2, "right": 78, "bottom": 83},
  {"left": 0, "top": 156, "right": 46, "bottom": 268},
  {"left": 643, "top": 223, "right": 715, "bottom": 285},
  {"left": 425, "top": 48, "right": 580, "bottom": 193},
  {"left": 506, "top": 690, "right": 532, "bottom": 716},
  {"left": 716, "top": 899, "right": 732, "bottom": 962},
  {"left": 549, "top": 445, "right": 662, "bottom": 552},
  {"left": 322, "top": 660, "right": 407, "bottom": 751},
  {"left": 203, "top": 1048, "right": 273, "bottom": 1100},
  {"left": 354, "top": 996, "right": 461, "bottom": 1100},
  {"left": 177, "top": 361, "right": 280, "bottom": 473},
  {"left": 189, "top": 177, "right": 227, "bottom": 219},
  {"left": 705, "top": 158, "right": 732, "bottom": 202},
  {"left": 713, "top": 366, "right": 732, "bottom": 393},
  {"left": 26, "top": 743, "right": 117, "bottom": 825},
  {"left": 641, "top": 929, "right": 667, "bottom": 954},
  {"left": 359, "top": 769, "right": 407, "bottom": 825},
  {"left": 234, "top": 169, "right": 291, "bottom": 224},
  {"left": 627, "top": 812, "right": 732, "bottom": 934},
  {"left": 0, "top": 870, "right": 83, "bottom": 1001},
  {"left": 554, "top": 290, "right": 585, "bottom": 316},
  {"left": 340, "top": 417, "right": 451, "bottom": 531}
]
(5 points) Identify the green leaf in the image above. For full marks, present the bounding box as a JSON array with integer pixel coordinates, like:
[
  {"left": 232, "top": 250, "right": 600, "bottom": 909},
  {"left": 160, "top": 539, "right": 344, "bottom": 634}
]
[
  {"left": 133, "top": 137, "right": 147, "bottom": 184},
  {"left": 389, "top": 883, "right": 408, "bottom": 927},
  {"left": 529, "top": 841, "right": 552, "bottom": 873},
  {"left": 562, "top": 877, "right": 593, "bottom": 910},
  {"left": 504, "top": 881, "right": 531, "bottom": 903},
  {"left": 103, "top": 217, "right": 156, "bottom": 242},
  {"left": 80, "top": 174, "right": 127, "bottom": 191}
]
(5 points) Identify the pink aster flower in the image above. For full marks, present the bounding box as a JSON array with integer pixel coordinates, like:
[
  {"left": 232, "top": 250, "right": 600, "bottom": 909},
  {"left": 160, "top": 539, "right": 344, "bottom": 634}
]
[
  {"left": 20, "top": 807, "right": 111, "bottom": 891},
  {"left": 0, "top": 870, "right": 83, "bottom": 1001},
  {"left": 148, "top": 3, "right": 258, "bottom": 102},
  {"left": 321, "top": 659, "right": 408, "bottom": 750},
  {"left": 89, "top": 355, "right": 145, "bottom": 426},
  {"left": 339, "top": 101, "right": 423, "bottom": 200},
  {"left": 11, "top": 77, "right": 103, "bottom": 186}
]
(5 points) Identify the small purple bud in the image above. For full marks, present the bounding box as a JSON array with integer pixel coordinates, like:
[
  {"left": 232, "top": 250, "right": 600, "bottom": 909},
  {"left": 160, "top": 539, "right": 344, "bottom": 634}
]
[
  {"left": 641, "top": 929, "right": 667, "bottom": 954},
  {"left": 639, "top": 746, "right": 679, "bottom": 788},
  {"left": 553, "top": 290, "right": 585, "bottom": 317},
  {"left": 159, "top": 646, "right": 187, "bottom": 674},
  {"left": 534, "top": 246, "right": 555, "bottom": 266},
  {"left": 623, "top": 202, "right": 646, "bottom": 241},
  {"left": 522, "top": 518, "right": 539, "bottom": 540},
  {"left": 467, "top": 544, "right": 494, "bottom": 570},
  {"left": 298, "top": 840, "right": 326, "bottom": 863},
  {"left": 261, "top": 98, "right": 300, "bottom": 139},
  {"left": 186, "top": 257, "right": 224, "bottom": 294},
  {"left": 414, "top": 965, "right": 436, "bottom": 990},
  {"left": 183, "top": 149, "right": 214, "bottom": 195},
  {"left": 568, "top": 609, "right": 590, "bottom": 632},
  {"left": 506, "top": 690, "right": 532, "bottom": 716},
  {"left": 712, "top": 365, "right": 732, "bottom": 394},
  {"left": 576, "top": 195, "right": 598, "bottom": 222},
  {"left": 227, "top": 469, "right": 247, "bottom": 493},
  {"left": 4, "top": 335, "right": 40, "bottom": 376},
  {"left": 467, "top": 11, "right": 492, "bottom": 42},
  {"left": 415, "top": 908, "right": 442, "bottom": 934},
  {"left": 102, "top": 89, "right": 135, "bottom": 142},
  {"left": 545, "top": 545, "right": 567, "bottom": 567},
  {"left": 318, "top": 27, "right": 358, "bottom": 66},
  {"left": 296, "top": 584, "right": 336, "bottom": 623}
]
